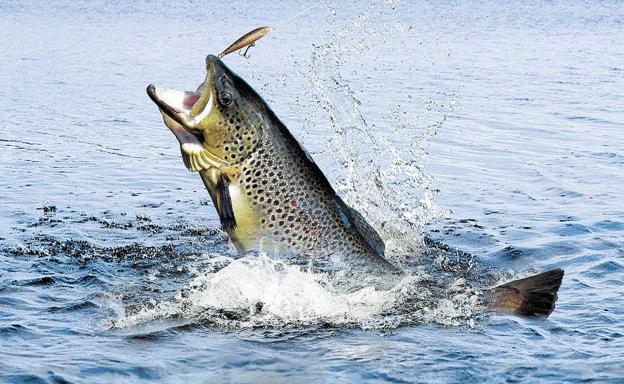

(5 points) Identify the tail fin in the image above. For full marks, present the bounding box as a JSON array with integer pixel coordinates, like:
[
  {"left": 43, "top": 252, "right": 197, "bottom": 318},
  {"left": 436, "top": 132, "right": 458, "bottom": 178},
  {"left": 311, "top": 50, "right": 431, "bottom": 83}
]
[{"left": 484, "top": 268, "right": 564, "bottom": 317}]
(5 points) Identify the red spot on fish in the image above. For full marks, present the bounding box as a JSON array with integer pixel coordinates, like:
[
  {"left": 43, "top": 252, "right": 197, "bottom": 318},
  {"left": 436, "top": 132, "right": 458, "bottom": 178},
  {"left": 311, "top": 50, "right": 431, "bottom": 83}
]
[
  {"left": 287, "top": 215, "right": 294, "bottom": 222},
  {"left": 295, "top": 225, "right": 301, "bottom": 230},
  {"left": 310, "top": 229, "right": 317, "bottom": 236},
  {"left": 271, "top": 214, "right": 276, "bottom": 221},
  {"left": 258, "top": 196, "right": 265, "bottom": 203},
  {"left": 290, "top": 199, "right": 297, "bottom": 207}
]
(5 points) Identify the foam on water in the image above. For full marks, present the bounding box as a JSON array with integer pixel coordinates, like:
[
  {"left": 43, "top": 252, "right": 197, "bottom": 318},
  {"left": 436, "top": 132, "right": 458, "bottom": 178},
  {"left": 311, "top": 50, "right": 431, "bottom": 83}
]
[
  {"left": 108, "top": 250, "right": 483, "bottom": 330},
  {"left": 112, "top": 254, "right": 393, "bottom": 328}
]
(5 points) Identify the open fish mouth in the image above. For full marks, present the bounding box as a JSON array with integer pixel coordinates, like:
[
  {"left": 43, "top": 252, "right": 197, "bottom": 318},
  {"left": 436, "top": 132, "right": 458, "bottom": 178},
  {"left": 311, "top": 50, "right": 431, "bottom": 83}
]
[
  {"left": 147, "top": 86, "right": 200, "bottom": 114},
  {"left": 146, "top": 84, "right": 212, "bottom": 162},
  {"left": 146, "top": 84, "right": 208, "bottom": 130},
  {"left": 147, "top": 56, "right": 225, "bottom": 132}
]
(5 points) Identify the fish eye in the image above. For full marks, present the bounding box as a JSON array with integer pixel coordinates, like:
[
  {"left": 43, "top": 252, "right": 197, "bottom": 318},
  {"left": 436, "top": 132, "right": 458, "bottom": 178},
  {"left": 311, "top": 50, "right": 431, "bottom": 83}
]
[{"left": 219, "top": 90, "right": 233, "bottom": 107}]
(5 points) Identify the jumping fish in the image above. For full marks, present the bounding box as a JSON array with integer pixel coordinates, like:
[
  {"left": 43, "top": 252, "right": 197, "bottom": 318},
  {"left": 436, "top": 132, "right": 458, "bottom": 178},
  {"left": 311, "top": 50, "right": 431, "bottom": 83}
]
[{"left": 147, "top": 55, "right": 563, "bottom": 316}]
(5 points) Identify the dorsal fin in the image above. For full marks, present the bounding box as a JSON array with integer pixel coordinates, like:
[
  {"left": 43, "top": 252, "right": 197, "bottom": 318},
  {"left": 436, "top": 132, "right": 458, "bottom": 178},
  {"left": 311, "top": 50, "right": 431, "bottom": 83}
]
[{"left": 334, "top": 197, "right": 385, "bottom": 256}]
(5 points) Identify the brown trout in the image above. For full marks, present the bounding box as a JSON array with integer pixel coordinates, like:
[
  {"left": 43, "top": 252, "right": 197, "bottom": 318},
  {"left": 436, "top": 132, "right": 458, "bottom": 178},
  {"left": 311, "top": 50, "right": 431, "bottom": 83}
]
[
  {"left": 147, "top": 55, "right": 395, "bottom": 275},
  {"left": 147, "top": 55, "right": 563, "bottom": 316}
]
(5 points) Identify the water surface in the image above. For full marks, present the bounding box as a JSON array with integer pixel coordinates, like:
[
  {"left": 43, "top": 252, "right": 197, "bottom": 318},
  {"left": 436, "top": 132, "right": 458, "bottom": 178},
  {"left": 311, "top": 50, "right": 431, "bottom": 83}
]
[{"left": 1, "top": 1, "right": 624, "bottom": 382}]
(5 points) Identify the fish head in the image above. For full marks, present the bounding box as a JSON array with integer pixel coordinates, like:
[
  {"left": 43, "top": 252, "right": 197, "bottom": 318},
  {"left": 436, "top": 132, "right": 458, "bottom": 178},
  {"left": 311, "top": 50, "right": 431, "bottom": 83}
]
[{"left": 147, "top": 54, "right": 264, "bottom": 171}]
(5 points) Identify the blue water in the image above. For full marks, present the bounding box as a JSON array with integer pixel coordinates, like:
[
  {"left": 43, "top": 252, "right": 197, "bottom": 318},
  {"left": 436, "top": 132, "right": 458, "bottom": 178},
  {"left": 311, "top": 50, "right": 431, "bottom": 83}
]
[{"left": 1, "top": 1, "right": 624, "bottom": 382}]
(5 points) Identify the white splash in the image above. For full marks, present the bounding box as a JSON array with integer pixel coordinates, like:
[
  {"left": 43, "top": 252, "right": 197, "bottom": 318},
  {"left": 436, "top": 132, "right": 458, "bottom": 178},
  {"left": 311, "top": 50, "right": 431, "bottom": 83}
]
[
  {"left": 298, "top": 0, "right": 454, "bottom": 261},
  {"left": 110, "top": 253, "right": 407, "bottom": 329},
  {"left": 186, "top": 255, "right": 399, "bottom": 323},
  {"left": 108, "top": 252, "right": 482, "bottom": 330}
]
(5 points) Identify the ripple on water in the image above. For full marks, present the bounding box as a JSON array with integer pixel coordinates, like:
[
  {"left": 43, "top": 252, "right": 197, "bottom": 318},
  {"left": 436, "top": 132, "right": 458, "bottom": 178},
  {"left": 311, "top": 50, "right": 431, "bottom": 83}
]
[
  {"left": 581, "top": 260, "right": 624, "bottom": 278},
  {"left": 48, "top": 300, "right": 98, "bottom": 314},
  {"left": 551, "top": 223, "right": 592, "bottom": 237},
  {"left": 491, "top": 245, "right": 534, "bottom": 261},
  {"left": 592, "top": 219, "right": 624, "bottom": 232},
  {"left": 0, "top": 324, "right": 33, "bottom": 338},
  {"left": 14, "top": 276, "right": 57, "bottom": 287}
]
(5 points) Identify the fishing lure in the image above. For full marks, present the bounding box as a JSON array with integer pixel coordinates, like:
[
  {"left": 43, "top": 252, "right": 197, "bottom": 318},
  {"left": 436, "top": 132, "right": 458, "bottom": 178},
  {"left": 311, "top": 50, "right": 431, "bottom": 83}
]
[{"left": 218, "top": 26, "right": 273, "bottom": 59}]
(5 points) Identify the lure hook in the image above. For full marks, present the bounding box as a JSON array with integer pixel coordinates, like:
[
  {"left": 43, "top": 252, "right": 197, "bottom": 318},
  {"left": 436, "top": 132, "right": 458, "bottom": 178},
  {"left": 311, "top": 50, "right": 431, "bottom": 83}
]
[
  {"left": 219, "top": 27, "right": 272, "bottom": 59},
  {"left": 238, "top": 43, "right": 255, "bottom": 59}
]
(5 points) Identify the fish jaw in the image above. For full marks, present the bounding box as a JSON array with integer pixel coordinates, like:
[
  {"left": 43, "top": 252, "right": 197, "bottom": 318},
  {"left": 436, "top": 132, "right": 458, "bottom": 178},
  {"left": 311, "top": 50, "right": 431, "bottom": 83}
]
[
  {"left": 147, "top": 84, "right": 229, "bottom": 171},
  {"left": 146, "top": 57, "right": 217, "bottom": 131},
  {"left": 146, "top": 84, "right": 219, "bottom": 131}
]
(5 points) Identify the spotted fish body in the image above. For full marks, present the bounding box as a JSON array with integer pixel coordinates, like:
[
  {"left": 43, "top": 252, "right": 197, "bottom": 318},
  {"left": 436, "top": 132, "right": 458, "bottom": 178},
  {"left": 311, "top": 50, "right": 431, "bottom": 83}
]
[
  {"left": 148, "top": 55, "right": 397, "bottom": 275},
  {"left": 227, "top": 100, "right": 395, "bottom": 274}
]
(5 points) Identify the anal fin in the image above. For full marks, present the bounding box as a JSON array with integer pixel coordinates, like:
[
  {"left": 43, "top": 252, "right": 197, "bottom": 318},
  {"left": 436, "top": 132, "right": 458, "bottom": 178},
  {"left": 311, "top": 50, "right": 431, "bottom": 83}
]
[{"left": 216, "top": 173, "right": 237, "bottom": 231}]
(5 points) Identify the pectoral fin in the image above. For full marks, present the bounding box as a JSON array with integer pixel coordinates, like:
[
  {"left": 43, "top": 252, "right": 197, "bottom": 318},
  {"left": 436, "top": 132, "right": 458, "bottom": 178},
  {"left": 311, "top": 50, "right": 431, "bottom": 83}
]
[{"left": 216, "top": 173, "right": 237, "bottom": 231}]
